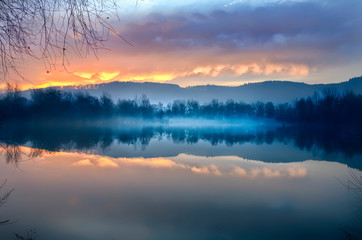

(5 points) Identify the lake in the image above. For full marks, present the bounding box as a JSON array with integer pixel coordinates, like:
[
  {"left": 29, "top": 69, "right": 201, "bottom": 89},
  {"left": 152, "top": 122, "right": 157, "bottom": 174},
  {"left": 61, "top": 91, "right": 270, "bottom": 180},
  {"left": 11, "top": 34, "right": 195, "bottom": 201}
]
[{"left": 0, "top": 120, "right": 361, "bottom": 240}]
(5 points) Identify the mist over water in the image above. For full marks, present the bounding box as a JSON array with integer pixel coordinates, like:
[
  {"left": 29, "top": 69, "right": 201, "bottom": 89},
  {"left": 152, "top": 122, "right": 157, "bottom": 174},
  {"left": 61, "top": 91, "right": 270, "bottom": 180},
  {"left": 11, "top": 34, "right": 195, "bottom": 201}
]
[
  {"left": 1, "top": 118, "right": 361, "bottom": 167},
  {"left": 1, "top": 0, "right": 362, "bottom": 238},
  {"left": 0, "top": 120, "right": 361, "bottom": 240}
]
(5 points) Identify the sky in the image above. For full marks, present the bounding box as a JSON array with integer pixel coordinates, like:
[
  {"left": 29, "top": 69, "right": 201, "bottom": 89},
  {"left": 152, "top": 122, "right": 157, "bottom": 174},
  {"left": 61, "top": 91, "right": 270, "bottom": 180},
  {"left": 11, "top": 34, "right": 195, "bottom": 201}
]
[{"left": 4, "top": 0, "right": 362, "bottom": 90}]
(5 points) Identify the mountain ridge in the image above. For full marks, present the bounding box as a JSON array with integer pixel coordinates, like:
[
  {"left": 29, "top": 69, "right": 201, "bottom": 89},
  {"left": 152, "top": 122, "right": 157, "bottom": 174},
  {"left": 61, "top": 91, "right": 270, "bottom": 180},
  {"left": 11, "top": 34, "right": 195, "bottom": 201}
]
[{"left": 18, "top": 76, "right": 362, "bottom": 104}]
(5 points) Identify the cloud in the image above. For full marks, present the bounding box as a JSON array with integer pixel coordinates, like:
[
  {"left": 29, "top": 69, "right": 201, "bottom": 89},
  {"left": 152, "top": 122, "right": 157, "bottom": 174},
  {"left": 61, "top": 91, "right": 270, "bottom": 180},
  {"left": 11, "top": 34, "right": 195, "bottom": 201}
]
[
  {"left": 191, "top": 164, "right": 222, "bottom": 176},
  {"left": 262, "top": 167, "right": 282, "bottom": 178},
  {"left": 13, "top": 145, "right": 308, "bottom": 180},
  {"left": 73, "top": 72, "right": 95, "bottom": 79},
  {"left": 123, "top": 1, "right": 362, "bottom": 53},
  {"left": 108, "top": 0, "right": 361, "bottom": 83},
  {"left": 72, "top": 159, "right": 94, "bottom": 167},
  {"left": 287, "top": 166, "right": 307, "bottom": 178},
  {"left": 185, "top": 63, "right": 309, "bottom": 78},
  {"left": 72, "top": 157, "right": 119, "bottom": 168},
  {"left": 224, "top": 0, "right": 244, "bottom": 7},
  {"left": 232, "top": 166, "right": 247, "bottom": 176},
  {"left": 13, "top": 0, "right": 362, "bottom": 89},
  {"left": 126, "top": 157, "right": 178, "bottom": 168},
  {"left": 232, "top": 165, "right": 307, "bottom": 178},
  {"left": 97, "top": 157, "right": 119, "bottom": 168},
  {"left": 99, "top": 72, "right": 120, "bottom": 81}
]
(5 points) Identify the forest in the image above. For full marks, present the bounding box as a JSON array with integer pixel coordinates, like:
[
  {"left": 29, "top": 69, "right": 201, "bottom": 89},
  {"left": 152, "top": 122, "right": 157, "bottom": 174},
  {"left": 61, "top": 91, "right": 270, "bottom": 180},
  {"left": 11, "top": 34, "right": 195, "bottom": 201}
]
[{"left": 1, "top": 87, "right": 362, "bottom": 127}]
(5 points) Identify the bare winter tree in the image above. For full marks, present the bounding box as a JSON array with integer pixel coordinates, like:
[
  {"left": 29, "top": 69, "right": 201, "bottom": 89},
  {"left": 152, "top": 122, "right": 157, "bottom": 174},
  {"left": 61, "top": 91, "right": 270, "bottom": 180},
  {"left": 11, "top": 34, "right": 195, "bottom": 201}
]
[
  {"left": 0, "top": 0, "right": 132, "bottom": 81},
  {"left": 339, "top": 169, "right": 362, "bottom": 239},
  {"left": 0, "top": 179, "right": 14, "bottom": 225}
]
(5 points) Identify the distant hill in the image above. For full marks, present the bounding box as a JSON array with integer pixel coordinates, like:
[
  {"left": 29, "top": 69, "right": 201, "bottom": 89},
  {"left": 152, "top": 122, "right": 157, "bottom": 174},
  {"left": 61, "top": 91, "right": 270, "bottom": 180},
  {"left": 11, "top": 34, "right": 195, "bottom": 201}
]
[{"left": 20, "top": 76, "right": 362, "bottom": 104}]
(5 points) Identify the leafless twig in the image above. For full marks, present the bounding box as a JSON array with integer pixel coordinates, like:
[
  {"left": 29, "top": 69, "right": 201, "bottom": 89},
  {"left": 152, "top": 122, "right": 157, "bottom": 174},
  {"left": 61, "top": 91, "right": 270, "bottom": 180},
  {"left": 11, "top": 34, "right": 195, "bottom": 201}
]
[{"left": 0, "top": 0, "right": 132, "bottom": 82}]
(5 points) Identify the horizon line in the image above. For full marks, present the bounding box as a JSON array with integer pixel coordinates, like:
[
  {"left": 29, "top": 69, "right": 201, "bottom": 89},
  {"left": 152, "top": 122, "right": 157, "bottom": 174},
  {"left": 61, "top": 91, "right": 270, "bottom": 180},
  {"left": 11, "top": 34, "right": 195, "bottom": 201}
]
[{"left": 3, "top": 75, "right": 361, "bottom": 92}]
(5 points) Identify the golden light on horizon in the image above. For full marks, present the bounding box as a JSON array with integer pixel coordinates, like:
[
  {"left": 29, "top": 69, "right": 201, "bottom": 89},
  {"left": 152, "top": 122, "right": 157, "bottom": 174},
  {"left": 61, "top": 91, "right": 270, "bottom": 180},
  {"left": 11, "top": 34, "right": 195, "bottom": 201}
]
[
  {"left": 17, "top": 81, "right": 82, "bottom": 91},
  {"left": 0, "top": 61, "right": 311, "bottom": 92},
  {"left": 125, "top": 73, "right": 176, "bottom": 82},
  {"left": 99, "top": 72, "right": 120, "bottom": 81},
  {"left": 73, "top": 72, "right": 94, "bottom": 79}
]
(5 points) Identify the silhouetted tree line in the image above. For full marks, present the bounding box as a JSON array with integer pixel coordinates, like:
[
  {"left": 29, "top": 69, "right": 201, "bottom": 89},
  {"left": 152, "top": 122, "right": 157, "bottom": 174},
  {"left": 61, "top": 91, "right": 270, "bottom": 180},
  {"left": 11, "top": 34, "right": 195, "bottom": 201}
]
[
  {"left": 1, "top": 87, "right": 362, "bottom": 126},
  {"left": 280, "top": 89, "right": 362, "bottom": 127}
]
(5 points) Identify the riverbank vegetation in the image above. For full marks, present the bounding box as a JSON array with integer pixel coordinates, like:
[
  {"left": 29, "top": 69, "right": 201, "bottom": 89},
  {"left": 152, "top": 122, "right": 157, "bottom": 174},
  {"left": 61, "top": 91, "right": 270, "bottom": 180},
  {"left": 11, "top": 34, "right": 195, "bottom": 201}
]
[{"left": 1, "top": 87, "right": 362, "bottom": 128}]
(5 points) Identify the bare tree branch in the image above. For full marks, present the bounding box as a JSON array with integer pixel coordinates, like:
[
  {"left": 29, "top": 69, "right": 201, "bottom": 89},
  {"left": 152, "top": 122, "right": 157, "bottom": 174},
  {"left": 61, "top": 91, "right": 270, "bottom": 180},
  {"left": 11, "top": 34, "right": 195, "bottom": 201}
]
[
  {"left": 0, "top": 0, "right": 132, "bottom": 82},
  {"left": 0, "top": 179, "right": 14, "bottom": 225}
]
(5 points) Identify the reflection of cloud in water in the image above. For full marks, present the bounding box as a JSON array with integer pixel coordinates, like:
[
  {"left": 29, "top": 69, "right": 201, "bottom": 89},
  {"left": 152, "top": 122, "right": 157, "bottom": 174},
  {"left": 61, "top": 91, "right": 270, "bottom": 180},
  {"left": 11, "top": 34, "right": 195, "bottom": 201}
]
[
  {"left": 2, "top": 125, "right": 362, "bottom": 170},
  {"left": 189, "top": 164, "right": 307, "bottom": 178},
  {"left": 287, "top": 167, "right": 307, "bottom": 178},
  {"left": 1, "top": 145, "right": 308, "bottom": 179},
  {"left": 68, "top": 151, "right": 307, "bottom": 179},
  {"left": 72, "top": 158, "right": 119, "bottom": 168},
  {"left": 191, "top": 164, "right": 222, "bottom": 176},
  {"left": 98, "top": 158, "right": 119, "bottom": 168},
  {"left": 233, "top": 166, "right": 306, "bottom": 178},
  {"left": 73, "top": 156, "right": 179, "bottom": 169},
  {"left": 72, "top": 159, "right": 93, "bottom": 167},
  {"left": 126, "top": 158, "right": 179, "bottom": 168}
]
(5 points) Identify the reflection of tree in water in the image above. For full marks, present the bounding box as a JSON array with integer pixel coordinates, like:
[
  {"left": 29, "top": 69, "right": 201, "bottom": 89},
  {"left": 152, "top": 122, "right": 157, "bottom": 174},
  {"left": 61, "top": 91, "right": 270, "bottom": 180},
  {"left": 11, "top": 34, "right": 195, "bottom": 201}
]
[
  {"left": 0, "top": 125, "right": 361, "bottom": 166},
  {"left": 340, "top": 169, "right": 362, "bottom": 240},
  {"left": 0, "top": 180, "right": 14, "bottom": 225},
  {"left": 117, "top": 127, "right": 154, "bottom": 151},
  {"left": 4, "top": 145, "right": 22, "bottom": 165},
  {"left": 0, "top": 143, "right": 42, "bottom": 238},
  {"left": 0, "top": 142, "right": 23, "bottom": 166},
  {"left": 15, "top": 229, "right": 37, "bottom": 240},
  {"left": 0, "top": 142, "right": 51, "bottom": 166}
]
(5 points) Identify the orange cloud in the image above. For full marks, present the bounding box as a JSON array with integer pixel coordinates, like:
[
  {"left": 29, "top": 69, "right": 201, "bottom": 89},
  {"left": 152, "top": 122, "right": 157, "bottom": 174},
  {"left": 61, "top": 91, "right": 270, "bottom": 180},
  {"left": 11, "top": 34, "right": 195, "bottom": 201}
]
[
  {"left": 73, "top": 72, "right": 94, "bottom": 79},
  {"left": 125, "top": 73, "right": 176, "bottom": 82},
  {"left": 73, "top": 71, "right": 120, "bottom": 81},
  {"left": 0, "top": 42, "right": 315, "bottom": 91},
  {"left": 188, "top": 63, "right": 310, "bottom": 78},
  {"left": 4, "top": 0, "right": 360, "bottom": 90},
  {"left": 99, "top": 72, "right": 120, "bottom": 81}
]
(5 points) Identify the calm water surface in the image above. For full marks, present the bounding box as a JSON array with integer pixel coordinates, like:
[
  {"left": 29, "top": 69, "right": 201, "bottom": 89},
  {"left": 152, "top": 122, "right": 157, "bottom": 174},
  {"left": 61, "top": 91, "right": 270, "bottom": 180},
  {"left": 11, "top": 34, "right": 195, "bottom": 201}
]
[{"left": 0, "top": 122, "right": 361, "bottom": 240}]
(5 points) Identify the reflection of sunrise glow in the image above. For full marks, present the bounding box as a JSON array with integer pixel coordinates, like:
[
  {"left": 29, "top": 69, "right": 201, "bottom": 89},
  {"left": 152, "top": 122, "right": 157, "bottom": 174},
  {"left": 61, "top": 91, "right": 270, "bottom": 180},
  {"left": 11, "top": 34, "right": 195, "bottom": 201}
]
[
  {"left": 0, "top": 146, "right": 309, "bottom": 180},
  {"left": 72, "top": 158, "right": 118, "bottom": 168},
  {"left": 127, "top": 158, "right": 178, "bottom": 168},
  {"left": 97, "top": 157, "right": 119, "bottom": 168},
  {"left": 72, "top": 159, "right": 94, "bottom": 167},
  {"left": 232, "top": 166, "right": 307, "bottom": 178},
  {"left": 191, "top": 164, "right": 222, "bottom": 176},
  {"left": 287, "top": 167, "right": 307, "bottom": 178}
]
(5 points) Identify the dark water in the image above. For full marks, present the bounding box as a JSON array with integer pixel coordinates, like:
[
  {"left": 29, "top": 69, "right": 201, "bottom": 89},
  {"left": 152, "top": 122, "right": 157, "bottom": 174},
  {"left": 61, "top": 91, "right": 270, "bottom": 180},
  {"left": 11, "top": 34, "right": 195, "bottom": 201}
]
[{"left": 0, "top": 120, "right": 361, "bottom": 240}]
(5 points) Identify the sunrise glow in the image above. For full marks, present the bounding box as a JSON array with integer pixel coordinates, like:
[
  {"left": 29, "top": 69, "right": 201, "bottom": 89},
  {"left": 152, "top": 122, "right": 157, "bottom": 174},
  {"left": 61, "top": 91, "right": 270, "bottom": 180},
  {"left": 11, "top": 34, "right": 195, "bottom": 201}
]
[
  {"left": 1, "top": 0, "right": 359, "bottom": 90},
  {"left": 1, "top": 1, "right": 361, "bottom": 239}
]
